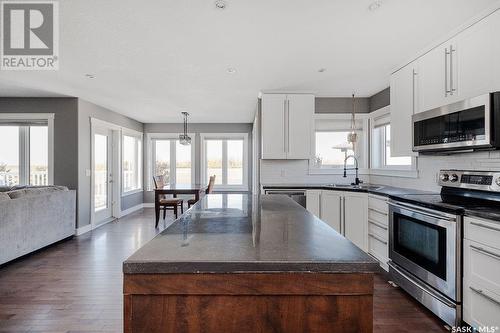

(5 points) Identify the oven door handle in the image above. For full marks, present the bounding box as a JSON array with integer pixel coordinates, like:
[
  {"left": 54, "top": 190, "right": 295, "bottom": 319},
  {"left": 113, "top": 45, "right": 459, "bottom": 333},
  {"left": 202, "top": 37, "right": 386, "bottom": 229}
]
[
  {"left": 388, "top": 261, "right": 456, "bottom": 308},
  {"left": 389, "top": 201, "right": 457, "bottom": 222}
]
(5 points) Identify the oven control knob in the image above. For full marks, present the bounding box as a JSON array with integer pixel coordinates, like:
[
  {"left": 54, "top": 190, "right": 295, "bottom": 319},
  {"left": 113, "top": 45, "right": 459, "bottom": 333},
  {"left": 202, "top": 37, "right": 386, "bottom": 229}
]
[
  {"left": 495, "top": 177, "right": 500, "bottom": 187},
  {"left": 450, "top": 174, "right": 459, "bottom": 183},
  {"left": 440, "top": 174, "right": 449, "bottom": 182}
]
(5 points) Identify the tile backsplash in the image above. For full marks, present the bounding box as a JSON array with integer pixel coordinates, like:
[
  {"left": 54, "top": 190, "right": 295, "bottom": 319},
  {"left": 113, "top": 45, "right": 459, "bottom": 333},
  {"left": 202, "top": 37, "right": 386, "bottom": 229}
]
[{"left": 261, "top": 151, "right": 500, "bottom": 192}]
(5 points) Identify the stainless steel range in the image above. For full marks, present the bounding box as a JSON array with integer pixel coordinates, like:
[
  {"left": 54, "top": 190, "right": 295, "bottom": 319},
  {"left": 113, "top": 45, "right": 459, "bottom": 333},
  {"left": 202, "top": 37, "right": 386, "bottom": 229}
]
[{"left": 388, "top": 170, "right": 500, "bottom": 327}]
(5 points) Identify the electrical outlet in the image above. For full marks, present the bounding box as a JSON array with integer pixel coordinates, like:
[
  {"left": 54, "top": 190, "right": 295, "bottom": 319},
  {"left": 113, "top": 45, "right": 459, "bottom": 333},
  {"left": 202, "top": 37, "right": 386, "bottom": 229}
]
[
  {"left": 85, "top": 169, "right": 91, "bottom": 177},
  {"left": 280, "top": 169, "right": 286, "bottom": 177}
]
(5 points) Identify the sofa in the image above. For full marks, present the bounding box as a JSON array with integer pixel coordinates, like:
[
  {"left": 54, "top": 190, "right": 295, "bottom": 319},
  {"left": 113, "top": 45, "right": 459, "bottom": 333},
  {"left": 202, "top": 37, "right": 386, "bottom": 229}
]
[{"left": 0, "top": 186, "right": 76, "bottom": 265}]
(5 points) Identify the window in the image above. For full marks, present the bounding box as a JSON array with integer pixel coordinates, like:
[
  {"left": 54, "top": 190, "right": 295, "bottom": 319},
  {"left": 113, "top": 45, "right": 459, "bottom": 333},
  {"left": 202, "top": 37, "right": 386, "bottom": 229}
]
[
  {"left": 122, "top": 133, "right": 142, "bottom": 193},
  {"left": 314, "top": 131, "right": 356, "bottom": 168},
  {"left": 201, "top": 133, "right": 248, "bottom": 190},
  {"left": 0, "top": 126, "right": 20, "bottom": 186},
  {"left": 0, "top": 115, "right": 53, "bottom": 187},
  {"left": 150, "top": 135, "right": 195, "bottom": 187},
  {"left": 371, "top": 123, "right": 412, "bottom": 169}
]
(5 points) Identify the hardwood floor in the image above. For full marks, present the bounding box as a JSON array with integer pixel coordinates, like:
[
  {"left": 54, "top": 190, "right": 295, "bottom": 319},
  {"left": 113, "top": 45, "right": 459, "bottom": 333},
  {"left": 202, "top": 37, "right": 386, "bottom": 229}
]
[{"left": 0, "top": 208, "right": 447, "bottom": 333}]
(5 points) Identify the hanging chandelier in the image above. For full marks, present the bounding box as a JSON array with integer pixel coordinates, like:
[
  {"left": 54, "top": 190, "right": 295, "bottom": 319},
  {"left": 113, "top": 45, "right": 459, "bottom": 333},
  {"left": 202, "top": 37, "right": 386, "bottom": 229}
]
[
  {"left": 347, "top": 93, "right": 357, "bottom": 147},
  {"left": 179, "top": 112, "right": 192, "bottom": 145}
]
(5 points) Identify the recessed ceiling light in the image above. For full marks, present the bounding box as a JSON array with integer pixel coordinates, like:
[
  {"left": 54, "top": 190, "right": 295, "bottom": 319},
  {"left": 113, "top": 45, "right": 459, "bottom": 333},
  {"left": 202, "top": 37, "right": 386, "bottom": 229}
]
[
  {"left": 226, "top": 67, "right": 236, "bottom": 74},
  {"left": 318, "top": 68, "right": 327, "bottom": 73},
  {"left": 368, "top": 1, "right": 381, "bottom": 11},
  {"left": 215, "top": 0, "right": 226, "bottom": 9},
  {"left": 85, "top": 74, "right": 95, "bottom": 79}
]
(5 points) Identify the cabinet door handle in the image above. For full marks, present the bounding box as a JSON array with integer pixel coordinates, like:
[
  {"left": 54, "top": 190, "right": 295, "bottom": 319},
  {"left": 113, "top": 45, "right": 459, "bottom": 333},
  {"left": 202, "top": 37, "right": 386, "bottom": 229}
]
[
  {"left": 470, "top": 245, "right": 500, "bottom": 260},
  {"left": 342, "top": 196, "right": 346, "bottom": 235},
  {"left": 369, "top": 207, "right": 388, "bottom": 216},
  {"left": 287, "top": 99, "right": 290, "bottom": 154},
  {"left": 369, "top": 233, "right": 388, "bottom": 245},
  {"left": 469, "top": 286, "right": 500, "bottom": 306},
  {"left": 450, "top": 45, "right": 456, "bottom": 93},
  {"left": 470, "top": 221, "right": 500, "bottom": 232},
  {"left": 444, "top": 48, "right": 451, "bottom": 96},
  {"left": 412, "top": 69, "right": 418, "bottom": 113},
  {"left": 369, "top": 219, "right": 388, "bottom": 230},
  {"left": 283, "top": 99, "right": 287, "bottom": 154}
]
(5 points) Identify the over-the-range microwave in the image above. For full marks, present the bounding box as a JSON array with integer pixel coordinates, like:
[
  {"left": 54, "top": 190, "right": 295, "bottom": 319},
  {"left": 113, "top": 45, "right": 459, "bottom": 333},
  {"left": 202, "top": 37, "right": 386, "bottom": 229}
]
[{"left": 412, "top": 92, "right": 500, "bottom": 153}]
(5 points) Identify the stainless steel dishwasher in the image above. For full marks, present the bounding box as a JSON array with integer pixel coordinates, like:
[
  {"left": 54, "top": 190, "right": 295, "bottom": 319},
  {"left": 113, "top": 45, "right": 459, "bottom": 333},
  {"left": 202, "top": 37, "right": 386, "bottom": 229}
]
[{"left": 263, "top": 188, "right": 307, "bottom": 208}]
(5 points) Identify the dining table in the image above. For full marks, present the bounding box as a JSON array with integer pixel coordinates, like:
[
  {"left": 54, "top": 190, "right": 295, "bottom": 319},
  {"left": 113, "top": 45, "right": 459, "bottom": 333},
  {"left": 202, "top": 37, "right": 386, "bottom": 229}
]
[{"left": 154, "top": 183, "right": 207, "bottom": 227}]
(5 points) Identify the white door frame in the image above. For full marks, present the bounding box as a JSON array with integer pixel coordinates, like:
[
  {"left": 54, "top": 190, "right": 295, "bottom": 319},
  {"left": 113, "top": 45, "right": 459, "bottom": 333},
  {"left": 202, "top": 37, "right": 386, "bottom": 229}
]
[{"left": 90, "top": 118, "right": 122, "bottom": 228}]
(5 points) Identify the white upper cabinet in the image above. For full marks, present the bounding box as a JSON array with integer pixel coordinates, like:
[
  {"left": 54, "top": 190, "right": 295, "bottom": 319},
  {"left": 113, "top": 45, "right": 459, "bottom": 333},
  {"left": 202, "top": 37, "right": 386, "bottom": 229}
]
[
  {"left": 390, "top": 9, "right": 500, "bottom": 155},
  {"left": 390, "top": 63, "right": 418, "bottom": 157},
  {"left": 417, "top": 10, "right": 499, "bottom": 113},
  {"left": 456, "top": 10, "right": 498, "bottom": 101},
  {"left": 261, "top": 94, "right": 287, "bottom": 159},
  {"left": 417, "top": 42, "right": 453, "bottom": 113},
  {"left": 261, "top": 93, "right": 314, "bottom": 160},
  {"left": 287, "top": 94, "right": 314, "bottom": 159},
  {"left": 495, "top": 11, "right": 500, "bottom": 92}
]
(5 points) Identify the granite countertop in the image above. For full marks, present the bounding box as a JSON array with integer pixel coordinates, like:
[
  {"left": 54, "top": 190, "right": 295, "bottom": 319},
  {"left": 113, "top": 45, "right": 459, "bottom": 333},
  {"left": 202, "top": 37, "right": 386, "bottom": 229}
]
[
  {"left": 263, "top": 183, "right": 500, "bottom": 222},
  {"left": 262, "top": 183, "right": 433, "bottom": 197},
  {"left": 123, "top": 194, "right": 379, "bottom": 274}
]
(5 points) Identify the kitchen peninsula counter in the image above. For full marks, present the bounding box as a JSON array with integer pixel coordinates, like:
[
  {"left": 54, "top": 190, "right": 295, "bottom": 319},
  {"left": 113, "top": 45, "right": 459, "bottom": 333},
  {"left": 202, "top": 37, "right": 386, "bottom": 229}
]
[{"left": 124, "top": 194, "right": 378, "bottom": 333}]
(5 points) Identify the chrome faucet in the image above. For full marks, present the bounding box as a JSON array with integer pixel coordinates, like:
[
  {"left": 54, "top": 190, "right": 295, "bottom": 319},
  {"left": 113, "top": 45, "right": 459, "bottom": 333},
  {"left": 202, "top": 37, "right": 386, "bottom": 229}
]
[{"left": 343, "top": 155, "right": 363, "bottom": 186}]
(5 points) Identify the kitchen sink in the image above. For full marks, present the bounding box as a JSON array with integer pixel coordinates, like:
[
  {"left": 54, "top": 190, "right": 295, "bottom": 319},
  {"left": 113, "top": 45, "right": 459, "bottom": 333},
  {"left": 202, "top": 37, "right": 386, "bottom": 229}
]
[{"left": 329, "top": 184, "right": 383, "bottom": 191}]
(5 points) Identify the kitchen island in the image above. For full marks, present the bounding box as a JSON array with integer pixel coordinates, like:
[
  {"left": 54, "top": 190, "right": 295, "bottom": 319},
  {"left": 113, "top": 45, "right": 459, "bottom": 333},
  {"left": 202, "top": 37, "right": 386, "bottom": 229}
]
[{"left": 123, "top": 194, "right": 379, "bottom": 333}]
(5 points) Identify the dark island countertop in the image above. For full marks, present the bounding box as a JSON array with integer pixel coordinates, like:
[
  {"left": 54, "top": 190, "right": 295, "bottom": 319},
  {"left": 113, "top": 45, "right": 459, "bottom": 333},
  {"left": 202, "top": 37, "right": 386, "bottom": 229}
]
[{"left": 123, "top": 194, "right": 379, "bottom": 274}]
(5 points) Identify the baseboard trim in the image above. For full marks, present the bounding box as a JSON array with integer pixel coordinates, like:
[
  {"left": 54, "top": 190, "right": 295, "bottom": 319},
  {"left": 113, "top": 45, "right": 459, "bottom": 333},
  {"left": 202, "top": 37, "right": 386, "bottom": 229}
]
[
  {"left": 143, "top": 203, "right": 154, "bottom": 208},
  {"left": 75, "top": 224, "right": 92, "bottom": 236},
  {"left": 77, "top": 204, "right": 146, "bottom": 237},
  {"left": 119, "top": 204, "right": 144, "bottom": 218}
]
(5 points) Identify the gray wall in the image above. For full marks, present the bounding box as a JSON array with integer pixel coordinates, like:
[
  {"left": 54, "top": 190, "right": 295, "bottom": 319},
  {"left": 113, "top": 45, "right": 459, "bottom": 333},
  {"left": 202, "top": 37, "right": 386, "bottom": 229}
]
[
  {"left": 315, "top": 97, "right": 370, "bottom": 114},
  {"left": 143, "top": 123, "right": 253, "bottom": 203},
  {"left": 77, "top": 99, "right": 144, "bottom": 228},
  {"left": 0, "top": 98, "right": 79, "bottom": 190},
  {"left": 368, "top": 88, "right": 390, "bottom": 112}
]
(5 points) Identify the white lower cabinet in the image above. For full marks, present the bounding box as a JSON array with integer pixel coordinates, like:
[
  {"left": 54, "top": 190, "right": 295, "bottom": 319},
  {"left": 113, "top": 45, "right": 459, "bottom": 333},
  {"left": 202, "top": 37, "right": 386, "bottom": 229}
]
[
  {"left": 305, "top": 190, "right": 321, "bottom": 219},
  {"left": 368, "top": 194, "right": 389, "bottom": 271},
  {"left": 306, "top": 190, "right": 368, "bottom": 252},
  {"left": 343, "top": 192, "right": 368, "bottom": 252},
  {"left": 463, "top": 216, "right": 500, "bottom": 329},
  {"left": 320, "top": 190, "right": 342, "bottom": 233}
]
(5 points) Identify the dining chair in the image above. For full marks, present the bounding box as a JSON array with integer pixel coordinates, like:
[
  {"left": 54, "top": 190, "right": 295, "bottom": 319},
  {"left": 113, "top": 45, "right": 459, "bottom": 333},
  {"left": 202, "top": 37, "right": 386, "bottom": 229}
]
[
  {"left": 187, "top": 175, "right": 216, "bottom": 208},
  {"left": 153, "top": 175, "right": 184, "bottom": 219}
]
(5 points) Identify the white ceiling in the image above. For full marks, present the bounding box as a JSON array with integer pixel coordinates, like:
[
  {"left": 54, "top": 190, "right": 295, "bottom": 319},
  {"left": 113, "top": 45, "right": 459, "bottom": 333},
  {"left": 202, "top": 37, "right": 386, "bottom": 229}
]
[{"left": 0, "top": 0, "right": 497, "bottom": 123}]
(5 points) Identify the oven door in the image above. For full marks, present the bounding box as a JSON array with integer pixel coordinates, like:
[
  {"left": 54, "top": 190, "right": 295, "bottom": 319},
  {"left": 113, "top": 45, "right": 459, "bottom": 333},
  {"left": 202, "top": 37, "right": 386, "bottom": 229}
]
[{"left": 389, "top": 201, "right": 460, "bottom": 301}]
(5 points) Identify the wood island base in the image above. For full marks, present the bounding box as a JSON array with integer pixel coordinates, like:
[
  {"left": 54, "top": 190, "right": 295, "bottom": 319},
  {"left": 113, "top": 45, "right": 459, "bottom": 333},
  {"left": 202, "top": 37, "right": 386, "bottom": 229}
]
[{"left": 124, "top": 272, "right": 374, "bottom": 333}]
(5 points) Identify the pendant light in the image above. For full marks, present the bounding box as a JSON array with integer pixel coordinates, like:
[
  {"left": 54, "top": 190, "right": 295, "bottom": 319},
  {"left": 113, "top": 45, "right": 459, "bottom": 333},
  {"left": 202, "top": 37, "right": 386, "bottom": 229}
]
[
  {"left": 347, "top": 93, "right": 357, "bottom": 148},
  {"left": 179, "top": 112, "right": 192, "bottom": 145}
]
